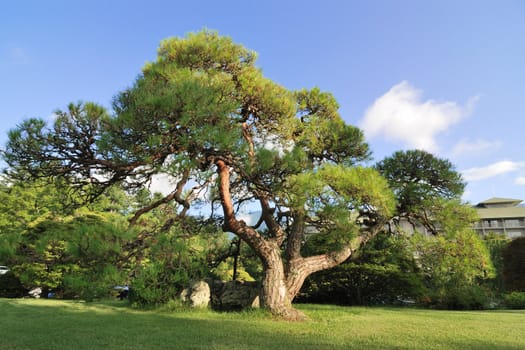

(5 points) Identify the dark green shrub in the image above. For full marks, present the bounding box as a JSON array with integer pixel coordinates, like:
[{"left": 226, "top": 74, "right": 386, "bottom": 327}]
[
  {"left": 300, "top": 262, "right": 424, "bottom": 305},
  {"left": 502, "top": 237, "right": 525, "bottom": 292},
  {"left": 299, "top": 233, "right": 424, "bottom": 305},
  {"left": 61, "top": 265, "right": 127, "bottom": 301},
  {"left": 422, "top": 284, "right": 492, "bottom": 310},
  {"left": 503, "top": 292, "right": 525, "bottom": 309},
  {"left": 128, "top": 220, "right": 230, "bottom": 307},
  {"left": 128, "top": 262, "right": 188, "bottom": 306},
  {"left": 0, "top": 271, "right": 27, "bottom": 298}
]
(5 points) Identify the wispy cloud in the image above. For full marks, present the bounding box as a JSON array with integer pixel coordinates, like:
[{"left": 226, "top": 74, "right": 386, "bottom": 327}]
[
  {"left": 462, "top": 160, "right": 525, "bottom": 181},
  {"left": 360, "top": 81, "right": 478, "bottom": 153},
  {"left": 515, "top": 176, "right": 525, "bottom": 185},
  {"left": 451, "top": 138, "right": 502, "bottom": 157}
]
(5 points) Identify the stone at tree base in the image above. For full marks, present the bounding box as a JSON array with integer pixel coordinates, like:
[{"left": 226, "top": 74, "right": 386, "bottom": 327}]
[
  {"left": 181, "top": 280, "right": 260, "bottom": 311},
  {"left": 180, "top": 280, "right": 211, "bottom": 308},
  {"left": 210, "top": 280, "right": 260, "bottom": 311}
]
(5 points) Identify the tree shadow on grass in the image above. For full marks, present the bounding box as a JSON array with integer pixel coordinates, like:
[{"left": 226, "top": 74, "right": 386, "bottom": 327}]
[{"left": 1, "top": 299, "right": 341, "bottom": 350}]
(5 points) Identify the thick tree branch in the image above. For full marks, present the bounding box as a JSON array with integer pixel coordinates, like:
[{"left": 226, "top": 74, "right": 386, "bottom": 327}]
[
  {"left": 286, "top": 218, "right": 387, "bottom": 299},
  {"left": 128, "top": 168, "right": 190, "bottom": 225},
  {"left": 259, "top": 197, "right": 286, "bottom": 245},
  {"left": 242, "top": 121, "right": 256, "bottom": 164},
  {"left": 285, "top": 210, "right": 305, "bottom": 262},
  {"left": 216, "top": 159, "right": 274, "bottom": 262},
  {"left": 216, "top": 160, "right": 236, "bottom": 228}
]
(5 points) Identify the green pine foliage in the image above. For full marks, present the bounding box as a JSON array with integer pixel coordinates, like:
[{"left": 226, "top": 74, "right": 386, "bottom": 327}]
[
  {"left": 3, "top": 209, "right": 134, "bottom": 299},
  {"left": 129, "top": 220, "right": 231, "bottom": 306}
]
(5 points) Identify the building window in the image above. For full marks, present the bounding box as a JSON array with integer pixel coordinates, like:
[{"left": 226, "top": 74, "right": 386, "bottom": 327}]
[
  {"left": 505, "top": 219, "right": 521, "bottom": 228},
  {"left": 507, "top": 231, "right": 524, "bottom": 238},
  {"left": 489, "top": 220, "right": 500, "bottom": 228}
]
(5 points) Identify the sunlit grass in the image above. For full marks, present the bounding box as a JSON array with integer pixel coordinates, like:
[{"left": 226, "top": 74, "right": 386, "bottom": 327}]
[{"left": 1, "top": 299, "right": 524, "bottom": 349}]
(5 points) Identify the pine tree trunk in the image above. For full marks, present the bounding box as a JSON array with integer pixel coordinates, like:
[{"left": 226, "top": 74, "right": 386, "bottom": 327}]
[
  {"left": 259, "top": 247, "right": 307, "bottom": 321},
  {"left": 285, "top": 261, "right": 311, "bottom": 301},
  {"left": 216, "top": 159, "right": 306, "bottom": 320}
]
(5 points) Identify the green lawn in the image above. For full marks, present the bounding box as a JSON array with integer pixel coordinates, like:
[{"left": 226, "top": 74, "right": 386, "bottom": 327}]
[{"left": 1, "top": 299, "right": 523, "bottom": 350}]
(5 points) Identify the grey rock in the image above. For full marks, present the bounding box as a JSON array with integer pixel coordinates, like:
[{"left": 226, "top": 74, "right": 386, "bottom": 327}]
[
  {"left": 180, "top": 280, "right": 211, "bottom": 308},
  {"left": 210, "top": 280, "right": 260, "bottom": 311}
]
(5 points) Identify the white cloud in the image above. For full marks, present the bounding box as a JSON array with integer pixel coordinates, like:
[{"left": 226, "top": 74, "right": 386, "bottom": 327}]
[
  {"left": 462, "top": 161, "right": 525, "bottom": 181},
  {"left": 148, "top": 173, "right": 212, "bottom": 203},
  {"left": 515, "top": 176, "right": 525, "bottom": 185},
  {"left": 451, "top": 138, "right": 502, "bottom": 157},
  {"left": 238, "top": 212, "right": 262, "bottom": 226},
  {"left": 259, "top": 134, "right": 294, "bottom": 156},
  {"left": 360, "top": 81, "right": 477, "bottom": 153},
  {"left": 149, "top": 173, "right": 179, "bottom": 195}
]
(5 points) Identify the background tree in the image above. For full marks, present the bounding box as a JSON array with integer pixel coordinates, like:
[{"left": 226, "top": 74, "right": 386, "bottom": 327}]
[
  {"left": 0, "top": 176, "right": 229, "bottom": 301},
  {"left": 2, "top": 30, "right": 394, "bottom": 319},
  {"left": 375, "top": 150, "right": 466, "bottom": 235},
  {"left": 0, "top": 178, "right": 137, "bottom": 299},
  {"left": 0, "top": 177, "right": 74, "bottom": 268},
  {"left": 482, "top": 234, "right": 509, "bottom": 293},
  {"left": 16, "top": 211, "right": 134, "bottom": 300},
  {"left": 411, "top": 229, "right": 494, "bottom": 309},
  {"left": 375, "top": 150, "right": 494, "bottom": 309}
]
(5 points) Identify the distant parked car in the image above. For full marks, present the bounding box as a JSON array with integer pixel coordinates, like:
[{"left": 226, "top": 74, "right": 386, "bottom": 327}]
[
  {"left": 0, "top": 266, "right": 9, "bottom": 275},
  {"left": 113, "top": 285, "right": 129, "bottom": 300},
  {"left": 0, "top": 267, "right": 27, "bottom": 298}
]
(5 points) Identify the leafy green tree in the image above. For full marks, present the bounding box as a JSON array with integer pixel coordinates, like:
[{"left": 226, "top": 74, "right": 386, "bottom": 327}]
[
  {"left": 375, "top": 150, "right": 495, "bottom": 309},
  {"left": 411, "top": 229, "right": 494, "bottom": 309},
  {"left": 0, "top": 178, "right": 73, "bottom": 263},
  {"left": 0, "top": 177, "right": 141, "bottom": 299},
  {"left": 3, "top": 30, "right": 394, "bottom": 319},
  {"left": 482, "top": 233, "right": 509, "bottom": 293},
  {"left": 0, "top": 176, "right": 230, "bottom": 301},
  {"left": 4, "top": 208, "right": 135, "bottom": 299}
]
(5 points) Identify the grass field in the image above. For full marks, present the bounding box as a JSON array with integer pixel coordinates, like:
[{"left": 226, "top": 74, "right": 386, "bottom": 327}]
[{"left": 1, "top": 299, "right": 523, "bottom": 350}]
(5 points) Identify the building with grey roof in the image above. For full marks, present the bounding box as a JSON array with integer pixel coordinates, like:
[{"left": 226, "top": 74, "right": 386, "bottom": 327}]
[{"left": 473, "top": 197, "right": 525, "bottom": 238}]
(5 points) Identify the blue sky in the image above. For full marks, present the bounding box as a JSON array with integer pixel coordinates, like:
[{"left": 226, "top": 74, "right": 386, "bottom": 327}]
[{"left": 1, "top": 0, "right": 524, "bottom": 205}]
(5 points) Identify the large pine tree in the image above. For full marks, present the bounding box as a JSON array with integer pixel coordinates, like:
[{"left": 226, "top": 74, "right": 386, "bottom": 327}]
[{"left": 3, "top": 30, "right": 394, "bottom": 319}]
